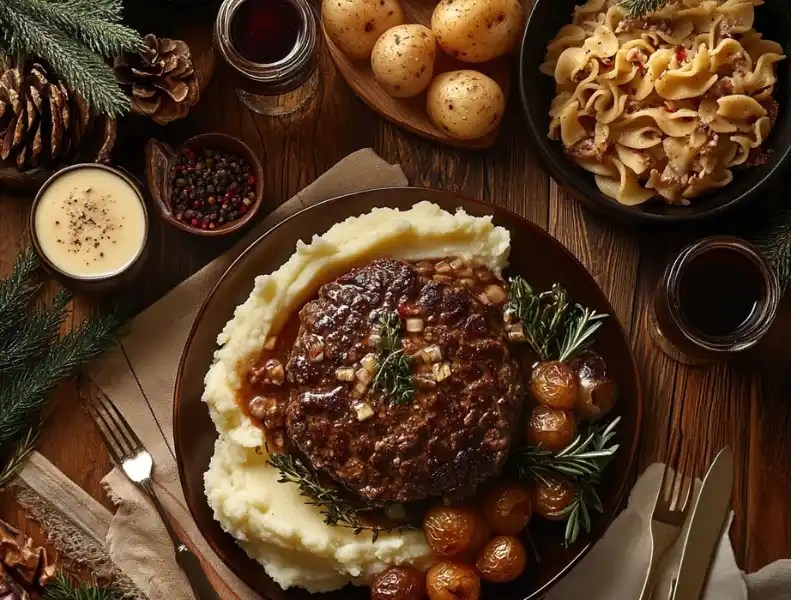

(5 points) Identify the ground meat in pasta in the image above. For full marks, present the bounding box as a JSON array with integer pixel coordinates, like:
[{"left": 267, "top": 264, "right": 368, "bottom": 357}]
[
  {"left": 615, "top": 17, "right": 672, "bottom": 36},
  {"left": 544, "top": 0, "right": 783, "bottom": 206},
  {"left": 699, "top": 130, "right": 720, "bottom": 156},
  {"left": 718, "top": 20, "right": 737, "bottom": 38},
  {"left": 707, "top": 77, "right": 736, "bottom": 99},
  {"left": 567, "top": 137, "right": 605, "bottom": 160}
]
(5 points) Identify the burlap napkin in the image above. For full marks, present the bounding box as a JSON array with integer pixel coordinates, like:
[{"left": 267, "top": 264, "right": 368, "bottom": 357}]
[{"left": 81, "top": 148, "right": 406, "bottom": 598}]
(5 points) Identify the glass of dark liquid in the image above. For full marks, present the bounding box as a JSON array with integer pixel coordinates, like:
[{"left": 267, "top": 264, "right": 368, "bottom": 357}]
[
  {"left": 648, "top": 236, "right": 780, "bottom": 365},
  {"left": 214, "top": 0, "right": 320, "bottom": 116}
]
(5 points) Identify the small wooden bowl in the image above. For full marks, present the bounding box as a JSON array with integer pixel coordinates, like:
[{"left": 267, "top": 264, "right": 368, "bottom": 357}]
[{"left": 145, "top": 133, "right": 265, "bottom": 236}]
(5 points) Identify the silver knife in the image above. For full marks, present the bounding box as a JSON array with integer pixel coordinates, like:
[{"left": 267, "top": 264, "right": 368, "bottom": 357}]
[{"left": 669, "top": 446, "right": 735, "bottom": 600}]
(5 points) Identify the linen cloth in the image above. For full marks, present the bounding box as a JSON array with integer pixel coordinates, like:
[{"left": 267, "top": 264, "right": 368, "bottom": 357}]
[{"left": 11, "top": 148, "right": 789, "bottom": 599}]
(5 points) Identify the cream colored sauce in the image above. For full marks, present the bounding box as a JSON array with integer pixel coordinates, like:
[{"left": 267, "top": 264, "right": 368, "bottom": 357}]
[{"left": 34, "top": 167, "right": 146, "bottom": 278}]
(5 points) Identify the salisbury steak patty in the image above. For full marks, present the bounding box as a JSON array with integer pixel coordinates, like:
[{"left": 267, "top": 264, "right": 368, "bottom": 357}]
[{"left": 284, "top": 258, "right": 523, "bottom": 505}]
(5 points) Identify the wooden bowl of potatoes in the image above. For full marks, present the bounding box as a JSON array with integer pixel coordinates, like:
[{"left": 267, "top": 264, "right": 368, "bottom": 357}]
[{"left": 322, "top": 0, "right": 529, "bottom": 148}]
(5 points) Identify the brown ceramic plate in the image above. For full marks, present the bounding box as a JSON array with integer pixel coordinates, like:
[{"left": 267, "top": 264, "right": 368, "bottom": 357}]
[{"left": 174, "top": 187, "right": 642, "bottom": 599}]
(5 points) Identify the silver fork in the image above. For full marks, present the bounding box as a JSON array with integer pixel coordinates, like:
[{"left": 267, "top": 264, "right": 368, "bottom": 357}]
[
  {"left": 83, "top": 380, "right": 220, "bottom": 600},
  {"left": 637, "top": 462, "right": 696, "bottom": 600}
]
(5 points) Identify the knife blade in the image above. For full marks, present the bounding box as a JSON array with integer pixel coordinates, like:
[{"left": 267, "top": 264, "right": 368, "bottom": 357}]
[{"left": 669, "top": 446, "right": 735, "bottom": 600}]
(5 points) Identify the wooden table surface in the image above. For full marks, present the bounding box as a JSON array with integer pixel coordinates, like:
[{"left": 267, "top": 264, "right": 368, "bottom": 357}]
[{"left": 0, "top": 11, "right": 790, "bottom": 585}]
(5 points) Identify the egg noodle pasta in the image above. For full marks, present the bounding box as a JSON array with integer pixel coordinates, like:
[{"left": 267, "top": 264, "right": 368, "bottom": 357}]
[{"left": 540, "top": 0, "right": 784, "bottom": 206}]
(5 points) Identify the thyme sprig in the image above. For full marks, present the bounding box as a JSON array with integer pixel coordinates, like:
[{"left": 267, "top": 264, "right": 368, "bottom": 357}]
[
  {"left": 618, "top": 0, "right": 668, "bottom": 19},
  {"left": 505, "top": 278, "right": 607, "bottom": 362},
  {"left": 372, "top": 311, "right": 415, "bottom": 404},
  {"left": 267, "top": 452, "right": 416, "bottom": 542}
]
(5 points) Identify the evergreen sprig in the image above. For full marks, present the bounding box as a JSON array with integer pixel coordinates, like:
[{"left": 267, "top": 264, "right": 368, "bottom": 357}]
[
  {"left": 43, "top": 573, "right": 122, "bottom": 600},
  {"left": 0, "top": 248, "right": 41, "bottom": 339},
  {"left": 0, "top": 308, "right": 122, "bottom": 446},
  {"left": 749, "top": 208, "right": 790, "bottom": 292},
  {"left": 0, "top": 0, "right": 142, "bottom": 117},
  {"left": 0, "top": 425, "right": 39, "bottom": 489},
  {"left": 618, "top": 0, "right": 668, "bottom": 19},
  {"left": 15, "top": 0, "right": 142, "bottom": 59},
  {"left": 0, "top": 247, "right": 125, "bottom": 484},
  {"left": 0, "top": 289, "right": 71, "bottom": 376}
]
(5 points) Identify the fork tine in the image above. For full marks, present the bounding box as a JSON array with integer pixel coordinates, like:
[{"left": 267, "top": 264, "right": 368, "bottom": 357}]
[
  {"left": 664, "top": 465, "right": 679, "bottom": 507},
  {"left": 84, "top": 400, "right": 126, "bottom": 466},
  {"left": 679, "top": 472, "right": 695, "bottom": 513},
  {"left": 657, "top": 464, "right": 669, "bottom": 502},
  {"left": 93, "top": 384, "right": 146, "bottom": 453},
  {"left": 81, "top": 378, "right": 140, "bottom": 464}
]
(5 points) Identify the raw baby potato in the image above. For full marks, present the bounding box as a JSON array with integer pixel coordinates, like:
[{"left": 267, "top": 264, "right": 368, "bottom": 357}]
[
  {"left": 322, "top": 0, "right": 405, "bottom": 59},
  {"left": 431, "top": 0, "right": 523, "bottom": 63},
  {"left": 371, "top": 24, "right": 437, "bottom": 98},
  {"left": 426, "top": 70, "right": 506, "bottom": 140}
]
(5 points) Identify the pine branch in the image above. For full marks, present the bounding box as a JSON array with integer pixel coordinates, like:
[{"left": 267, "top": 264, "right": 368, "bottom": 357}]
[
  {"left": 0, "top": 3, "right": 132, "bottom": 116},
  {"left": 15, "top": 0, "right": 142, "bottom": 59},
  {"left": 749, "top": 209, "right": 790, "bottom": 292},
  {"left": 0, "top": 248, "right": 40, "bottom": 339},
  {"left": 618, "top": 0, "right": 668, "bottom": 19},
  {"left": 70, "top": 0, "right": 125, "bottom": 22},
  {"left": 43, "top": 573, "right": 122, "bottom": 600},
  {"left": 0, "top": 309, "right": 123, "bottom": 447},
  {"left": 0, "top": 290, "right": 71, "bottom": 376},
  {"left": 0, "top": 425, "right": 38, "bottom": 489}
]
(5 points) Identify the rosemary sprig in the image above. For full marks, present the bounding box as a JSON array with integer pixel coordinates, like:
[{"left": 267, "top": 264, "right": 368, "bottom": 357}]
[
  {"left": 267, "top": 452, "right": 416, "bottom": 542},
  {"left": 371, "top": 311, "right": 415, "bottom": 404},
  {"left": 512, "top": 417, "right": 620, "bottom": 481},
  {"left": 506, "top": 279, "right": 569, "bottom": 360},
  {"left": 558, "top": 476, "right": 604, "bottom": 546},
  {"left": 513, "top": 417, "right": 620, "bottom": 545},
  {"left": 505, "top": 278, "right": 607, "bottom": 362},
  {"left": 618, "top": 0, "right": 668, "bottom": 19}
]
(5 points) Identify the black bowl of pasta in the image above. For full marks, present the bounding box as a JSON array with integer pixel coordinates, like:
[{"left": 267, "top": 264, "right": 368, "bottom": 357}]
[{"left": 518, "top": 0, "right": 790, "bottom": 223}]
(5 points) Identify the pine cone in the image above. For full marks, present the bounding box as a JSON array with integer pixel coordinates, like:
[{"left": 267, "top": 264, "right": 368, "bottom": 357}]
[
  {"left": 115, "top": 34, "right": 200, "bottom": 126},
  {"left": 0, "top": 63, "right": 113, "bottom": 172}
]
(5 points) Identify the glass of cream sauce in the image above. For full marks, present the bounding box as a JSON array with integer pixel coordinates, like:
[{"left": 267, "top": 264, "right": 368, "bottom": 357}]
[{"left": 31, "top": 165, "right": 148, "bottom": 284}]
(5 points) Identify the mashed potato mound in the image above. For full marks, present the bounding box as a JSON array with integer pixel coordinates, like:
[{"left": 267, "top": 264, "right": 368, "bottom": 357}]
[{"left": 203, "top": 201, "right": 511, "bottom": 592}]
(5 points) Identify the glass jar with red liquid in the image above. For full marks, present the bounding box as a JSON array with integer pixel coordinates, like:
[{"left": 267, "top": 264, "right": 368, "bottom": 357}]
[
  {"left": 647, "top": 236, "right": 780, "bottom": 365},
  {"left": 214, "top": 0, "right": 320, "bottom": 116}
]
